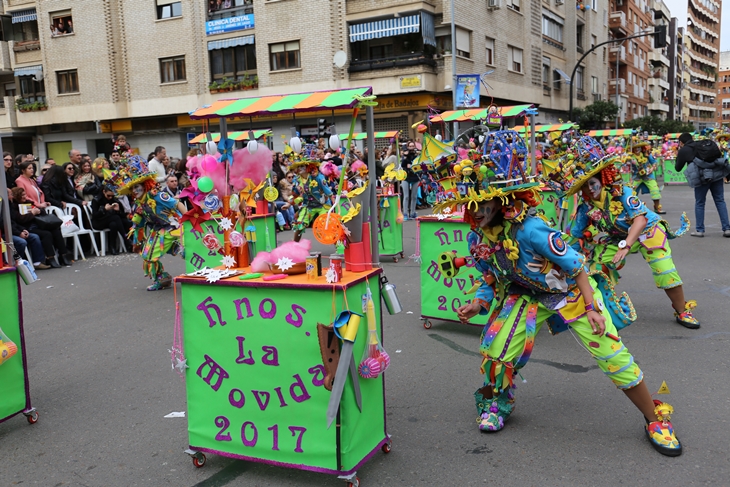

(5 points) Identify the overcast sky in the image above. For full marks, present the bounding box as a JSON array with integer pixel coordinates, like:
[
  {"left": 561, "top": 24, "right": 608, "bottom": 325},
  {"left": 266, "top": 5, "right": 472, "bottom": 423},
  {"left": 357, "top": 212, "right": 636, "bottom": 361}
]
[{"left": 661, "top": 0, "right": 729, "bottom": 51}]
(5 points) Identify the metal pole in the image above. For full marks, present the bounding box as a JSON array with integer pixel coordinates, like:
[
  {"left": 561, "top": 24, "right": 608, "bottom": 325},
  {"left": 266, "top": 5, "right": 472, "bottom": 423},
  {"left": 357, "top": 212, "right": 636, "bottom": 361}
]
[
  {"left": 450, "top": 0, "right": 459, "bottom": 138},
  {"left": 615, "top": 41, "right": 622, "bottom": 129},
  {"left": 0, "top": 137, "right": 12, "bottom": 265},
  {"left": 366, "top": 105, "right": 379, "bottom": 266},
  {"left": 529, "top": 113, "right": 536, "bottom": 176}
]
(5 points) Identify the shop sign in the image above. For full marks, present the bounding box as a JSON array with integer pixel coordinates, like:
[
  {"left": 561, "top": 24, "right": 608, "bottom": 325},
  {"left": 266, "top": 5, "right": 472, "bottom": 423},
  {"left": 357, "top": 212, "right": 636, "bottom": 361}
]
[
  {"left": 206, "top": 14, "right": 254, "bottom": 36},
  {"left": 399, "top": 75, "right": 422, "bottom": 89}
]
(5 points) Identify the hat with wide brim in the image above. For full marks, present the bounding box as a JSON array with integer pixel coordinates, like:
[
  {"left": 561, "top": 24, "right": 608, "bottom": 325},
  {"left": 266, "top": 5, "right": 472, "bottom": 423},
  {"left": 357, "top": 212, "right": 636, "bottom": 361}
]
[
  {"left": 631, "top": 141, "right": 651, "bottom": 149},
  {"left": 561, "top": 156, "right": 618, "bottom": 197},
  {"left": 289, "top": 159, "right": 321, "bottom": 171},
  {"left": 116, "top": 174, "right": 156, "bottom": 196},
  {"left": 433, "top": 180, "right": 540, "bottom": 214}
]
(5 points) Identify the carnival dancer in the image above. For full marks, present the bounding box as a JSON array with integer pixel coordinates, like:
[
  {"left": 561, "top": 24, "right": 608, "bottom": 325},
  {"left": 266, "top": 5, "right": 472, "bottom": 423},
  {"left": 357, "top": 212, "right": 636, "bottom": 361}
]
[
  {"left": 558, "top": 137, "right": 697, "bottom": 329},
  {"left": 290, "top": 158, "right": 334, "bottom": 242},
  {"left": 627, "top": 141, "right": 666, "bottom": 214},
  {"left": 110, "top": 157, "right": 184, "bottom": 291},
  {"left": 437, "top": 129, "right": 682, "bottom": 456}
]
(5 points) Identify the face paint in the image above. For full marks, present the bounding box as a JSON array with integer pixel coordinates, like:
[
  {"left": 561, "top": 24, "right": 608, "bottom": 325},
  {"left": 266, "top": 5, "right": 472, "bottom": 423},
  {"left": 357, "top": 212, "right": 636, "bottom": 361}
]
[
  {"left": 587, "top": 177, "right": 602, "bottom": 200},
  {"left": 471, "top": 199, "right": 499, "bottom": 228},
  {"left": 132, "top": 184, "right": 144, "bottom": 199}
]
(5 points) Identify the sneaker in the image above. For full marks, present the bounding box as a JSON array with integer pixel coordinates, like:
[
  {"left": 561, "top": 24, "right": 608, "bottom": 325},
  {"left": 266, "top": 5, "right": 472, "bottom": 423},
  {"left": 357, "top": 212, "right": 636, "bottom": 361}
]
[
  {"left": 34, "top": 262, "right": 51, "bottom": 270},
  {"left": 724, "top": 230, "right": 730, "bottom": 238},
  {"left": 690, "top": 231, "right": 704, "bottom": 237},
  {"left": 674, "top": 300, "right": 699, "bottom": 329},
  {"left": 645, "top": 400, "right": 682, "bottom": 456}
]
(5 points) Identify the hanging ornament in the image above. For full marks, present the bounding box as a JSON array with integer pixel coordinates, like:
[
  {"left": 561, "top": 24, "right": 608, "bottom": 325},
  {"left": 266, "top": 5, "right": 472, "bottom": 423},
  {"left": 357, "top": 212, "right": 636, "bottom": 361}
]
[
  {"left": 205, "top": 140, "right": 218, "bottom": 155},
  {"left": 290, "top": 136, "right": 302, "bottom": 153},
  {"left": 202, "top": 193, "right": 221, "bottom": 213},
  {"left": 246, "top": 130, "right": 258, "bottom": 154},
  {"left": 219, "top": 217, "right": 233, "bottom": 231},
  {"left": 229, "top": 231, "right": 244, "bottom": 247},
  {"left": 197, "top": 176, "right": 214, "bottom": 193},
  {"left": 202, "top": 233, "right": 223, "bottom": 254},
  {"left": 264, "top": 186, "right": 279, "bottom": 202},
  {"left": 435, "top": 130, "right": 443, "bottom": 142},
  {"left": 329, "top": 132, "right": 341, "bottom": 150}
]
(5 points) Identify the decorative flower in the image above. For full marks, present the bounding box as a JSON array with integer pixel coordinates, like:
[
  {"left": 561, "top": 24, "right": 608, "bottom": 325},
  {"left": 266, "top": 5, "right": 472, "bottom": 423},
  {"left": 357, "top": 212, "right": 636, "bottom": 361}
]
[
  {"left": 589, "top": 210, "right": 603, "bottom": 222},
  {"left": 206, "top": 269, "right": 223, "bottom": 283},
  {"left": 219, "top": 217, "right": 233, "bottom": 231},
  {"left": 180, "top": 184, "right": 206, "bottom": 207},
  {"left": 609, "top": 201, "right": 623, "bottom": 216},
  {"left": 503, "top": 238, "right": 519, "bottom": 261},
  {"left": 325, "top": 267, "right": 338, "bottom": 284},
  {"left": 276, "top": 256, "right": 295, "bottom": 271},
  {"left": 221, "top": 255, "right": 236, "bottom": 268},
  {"left": 218, "top": 137, "right": 235, "bottom": 165},
  {"left": 179, "top": 204, "right": 212, "bottom": 233}
]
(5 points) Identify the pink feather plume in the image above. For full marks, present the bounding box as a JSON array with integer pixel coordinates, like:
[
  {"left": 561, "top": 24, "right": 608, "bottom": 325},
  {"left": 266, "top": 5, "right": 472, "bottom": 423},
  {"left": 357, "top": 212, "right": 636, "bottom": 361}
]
[
  {"left": 250, "top": 239, "right": 312, "bottom": 272},
  {"left": 229, "top": 146, "right": 273, "bottom": 192}
]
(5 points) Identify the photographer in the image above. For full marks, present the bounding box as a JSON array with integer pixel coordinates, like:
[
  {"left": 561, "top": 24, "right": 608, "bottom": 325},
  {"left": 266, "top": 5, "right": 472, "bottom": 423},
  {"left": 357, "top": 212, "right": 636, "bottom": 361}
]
[{"left": 675, "top": 132, "right": 730, "bottom": 237}]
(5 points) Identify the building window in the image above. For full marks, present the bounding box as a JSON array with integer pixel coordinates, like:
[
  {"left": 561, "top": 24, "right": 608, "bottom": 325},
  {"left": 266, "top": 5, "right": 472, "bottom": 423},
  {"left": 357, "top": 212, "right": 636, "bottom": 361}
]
[
  {"left": 210, "top": 44, "right": 257, "bottom": 81},
  {"left": 542, "top": 10, "right": 563, "bottom": 44},
  {"left": 542, "top": 56, "right": 551, "bottom": 85},
  {"left": 591, "top": 76, "right": 599, "bottom": 94},
  {"left": 157, "top": 1, "right": 182, "bottom": 20},
  {"left": 505, "top": 0, "right": 520, "bottom": 12},
  {"left": 160, "top": 56, "right": 186, "bottom": 83},
  {"left": 575, "top": 66, "right": 584, "bottom": 91},
  {"left": 576, "top": 24, "right": 584, "bottom": 51},
  {"left": 208, "top": 0, "right": 253, "bottom": 19},
  {"left": 591, "top": 34, "right": 597, "bottom": 50},
  {"left": 455, "top": 28, "right": 470, "bottom": 58},
  {"left": 269, "top": 41, "right": 300, "bottom": 71},
  {"left": 553, "top": 70, "right": 562, "bottom": 90},
  {"left": 19, "top": 76, "right": 45, "bottom": 103},
  {"left": 485, "top": 37, "right": 494, "bottom": 66},
  {"left": 508, "top": 46, "right": 523, "bottom": 73},
  {"left": 435, "top": 27, "right": 452, "bottom": 55},
  {"left": 57, "top": 69, "right": 79, "bottom": 94},
  {"left": 50, "top": 11, "right": 73, "bottom": 37}
]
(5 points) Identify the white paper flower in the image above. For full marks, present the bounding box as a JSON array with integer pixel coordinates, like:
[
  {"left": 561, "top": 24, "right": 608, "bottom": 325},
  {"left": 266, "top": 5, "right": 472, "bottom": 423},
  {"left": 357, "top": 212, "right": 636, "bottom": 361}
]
[
  {"left": 276, "top": 256, "right": 295, "bottom": 271},
  {"left": 206, "top": 269, "right": 223, "bottom": 283},
  {"left": 437, "top": 213, "right": 447, "bottom": 220},
  {"left": 174, "top": 357, "right": 189, "bottom": 373},
  {"left": 325, "top": 267, "right": 338, "bottom": 284},
  {"left": 219, "top": 217, "right": 233, "bottom": 231},
  {"left": 443, "top": 207, "right": 452, "bottom": 214},
  {"left": 221, "top": 255, "right": 236, "bottom": 268}
]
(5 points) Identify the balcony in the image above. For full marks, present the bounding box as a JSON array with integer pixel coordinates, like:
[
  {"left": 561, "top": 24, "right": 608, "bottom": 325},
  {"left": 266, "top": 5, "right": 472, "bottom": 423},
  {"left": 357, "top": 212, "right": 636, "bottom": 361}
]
[
  {"left": 648, "top": 102, "right": 670, "bottom": 112},
  {"left": 577, "top": 89, "right": 587, "bottom": 101},
  {"left": 9, "top": 40, "right": 41, "bottom": 68},
  {"left": 0, "top": 96, "right": 18, "bottom": 130},
  {"left": 348, "top": 53, "right": 436, "bottom": 73},
  {"left": 649, "top": 50, "right": 670, "bottom": 67},
  {"left": 609, "top": 77, "right": 626, "bottom": 94},
  {"left": 648, "top": 76, "right": 670, "bottom": 90},
  {"left": 609, "top": 11, "right": 628, "bottom": 36},
  {"left": 0, "top": 41, "right": 10, "bottom": 73},
  {"left": 5, "top": 0, "right": 35, "bottom": 7},
  {"left": 609, "top": 45, "right": 627, "bottom": 65}
]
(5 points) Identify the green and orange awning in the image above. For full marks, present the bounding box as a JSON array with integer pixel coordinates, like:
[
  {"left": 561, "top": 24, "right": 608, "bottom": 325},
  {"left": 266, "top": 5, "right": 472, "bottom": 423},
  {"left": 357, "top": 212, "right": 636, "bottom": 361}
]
[
  {"left": 515, "top": 123, "right": 577, "bottom": 134},
  {"left": 341, "top": 131, "right": 399, "bottom": 140},
  {"left": 429, "top": 104, "right": 535, "bottom": 122},
  {"left": 587, "top": 129, "right": 635, "bottom": 137},
  {"left": 189, "top": 87, "right": 373, "bottom": 120},
  {"left": 189, "top": 130, "right": 272, "bottom": 144}
]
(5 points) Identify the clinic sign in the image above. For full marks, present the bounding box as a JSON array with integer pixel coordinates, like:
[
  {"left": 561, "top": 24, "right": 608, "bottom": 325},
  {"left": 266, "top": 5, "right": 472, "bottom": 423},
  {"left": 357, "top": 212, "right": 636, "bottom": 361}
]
[{"left": 206, "top": 14, "right": 254, "bottom": 36}]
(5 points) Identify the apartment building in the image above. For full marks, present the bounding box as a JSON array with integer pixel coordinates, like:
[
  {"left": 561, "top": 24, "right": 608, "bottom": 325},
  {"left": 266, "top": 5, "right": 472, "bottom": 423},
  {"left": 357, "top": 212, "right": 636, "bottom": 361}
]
[
  {"left": 647, "top": 0, "right": 670, "bottom": 119},
  {"left": 667, "top": 18, "right": 687, "bottom": 121},
  {"left": 717, "top": 51, "right": 730, "bottom": 125},
  {"left": 608, "top": 0, "right": 654, "bottom": 123},
  {"left": 0, "top": 0, "right": 608, "bottom": 161},
  {"left": 685, "top": 0, "right": 721, "bottom": 130}
]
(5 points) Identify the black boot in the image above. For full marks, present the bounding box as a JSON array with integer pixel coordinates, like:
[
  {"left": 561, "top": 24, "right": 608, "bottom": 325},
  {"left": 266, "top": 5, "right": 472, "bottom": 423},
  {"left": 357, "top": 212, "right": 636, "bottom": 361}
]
[
  {"left": 48, "top": 258, "right": 61, "bottom": 269},
  {"left": 61, "top": 254, "right": 73, "bottom": 266}
]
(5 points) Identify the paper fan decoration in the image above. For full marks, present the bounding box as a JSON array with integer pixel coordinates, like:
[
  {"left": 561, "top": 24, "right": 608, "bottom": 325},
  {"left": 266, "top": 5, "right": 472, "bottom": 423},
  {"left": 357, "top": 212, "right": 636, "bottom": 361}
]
[
  {"left": 264, "top": 186, "right": 279, "bottom": 202},
  {"left": 312, "top": 213, "right": 345, "bottom": 245}
]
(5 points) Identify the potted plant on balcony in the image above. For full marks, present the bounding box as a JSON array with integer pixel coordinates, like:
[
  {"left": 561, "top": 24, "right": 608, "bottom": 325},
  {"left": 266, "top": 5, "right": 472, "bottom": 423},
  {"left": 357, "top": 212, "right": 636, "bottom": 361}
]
[
  {"left": 15, "top": 98, "right": 30, "bottom": 112},
  {"left": 220, "top": 77, "right": 234, "bottom": 92},
  {"left": 209, "top": 80, "right": 221, "bottom": 93},
  {"left": 251, "top": 75, "right": 258, "bottom": 89},
  {"left": 241, "top": 74, "right": 251, "bottom": 90},
  {"left": 37, "top": 101, "right": 48, "bottom": 111}
]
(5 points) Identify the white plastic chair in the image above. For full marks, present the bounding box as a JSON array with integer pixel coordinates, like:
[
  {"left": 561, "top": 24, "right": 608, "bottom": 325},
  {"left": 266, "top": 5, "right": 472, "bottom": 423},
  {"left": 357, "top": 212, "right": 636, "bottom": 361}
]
[
  {"left": 46, "top": 205, "right": 82, "bottom": 261},
  {"left": 63, "top": 203, "right": 101, "bottom": 259},
  {"left": 82, "top": 204, "right": 126, "bottom": 256}
]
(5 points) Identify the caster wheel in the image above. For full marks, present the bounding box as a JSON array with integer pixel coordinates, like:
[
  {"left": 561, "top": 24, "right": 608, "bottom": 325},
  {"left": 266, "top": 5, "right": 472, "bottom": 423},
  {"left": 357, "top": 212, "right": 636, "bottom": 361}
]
[
  {"left": 382, "top": 442, "right": 392, "bottom": 453},
  {"left": 393, "top": 257, "right": 398, "bottom": 263},
  {"left": 192, "top": 453, "right": 206, "bottom": 468},
  {"left": 423, "top": 320, "right": 432, "bottom": 329},
  {"left": 347, "top": 477, "right": 360, "bottom": 487},
  {"left": 26, "top": 411, "right": 39, "bottom": 424},
  {"left": 400, "top": 252, "right": 405, "bottom": 258}
]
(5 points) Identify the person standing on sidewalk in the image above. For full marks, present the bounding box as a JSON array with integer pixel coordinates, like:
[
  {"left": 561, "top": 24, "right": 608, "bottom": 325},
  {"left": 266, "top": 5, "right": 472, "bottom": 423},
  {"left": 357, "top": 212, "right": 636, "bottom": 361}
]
[{"left": 675, "top": 133, "right": 730, "bottom": 238}]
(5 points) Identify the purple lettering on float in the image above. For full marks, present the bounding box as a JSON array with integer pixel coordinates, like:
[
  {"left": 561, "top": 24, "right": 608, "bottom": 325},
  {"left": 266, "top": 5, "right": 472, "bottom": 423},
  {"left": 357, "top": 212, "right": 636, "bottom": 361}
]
[
  {"left": 197, "top": 354, "right": 230, "bottom": 391},
  {"left": 229, "top": 388, "right": 246, "bottom": 408},
  {"left": 197, "top": 296, "right": 227, "bottom": 327},
  {"left": 285, "top": 304, "right": 306, "bottom": 328},
  {"left": 288, "top": 426, "right": 306, "bottom": 453},
  {"left": 268, "top": 424, "right": 280, "bottom": 451},
  {"left": 289, "top": 374, "right": 311, "bottom": 403},
  {"left": 215, "top": 416, "right": 232, "bottom": 441},
  {"left": 235, "top": 336, "right": 256, "bottom": 365},
  {"left": 261, "top": 346, "right": 279, "bottom": 366},
  {"left": 434, "top": 227, "right": 450, "bottom": 246},
  {"left": 308, "top": 365, "right": 326, "bottom": 387},
  {"left": 253, "top": 390, "right": 271, "bottom": 411},
  {"left": 259, "top": 298, "right": 276, "bottom": 319},
  {"left": 241, "top": 421, "right": 258, "bottom": 447},
  {"left": 234, "top": 297, "right": 253, "bottom": 320},
  {"left": 273, "top": 386, "right": 289, "bottom": 407}
]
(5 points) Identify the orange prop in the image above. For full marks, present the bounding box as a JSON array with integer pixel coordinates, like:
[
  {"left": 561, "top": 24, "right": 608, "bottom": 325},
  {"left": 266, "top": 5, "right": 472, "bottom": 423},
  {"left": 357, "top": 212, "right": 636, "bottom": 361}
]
[{"left": 312, "top": 213, "right": 345, "bottom": 245}]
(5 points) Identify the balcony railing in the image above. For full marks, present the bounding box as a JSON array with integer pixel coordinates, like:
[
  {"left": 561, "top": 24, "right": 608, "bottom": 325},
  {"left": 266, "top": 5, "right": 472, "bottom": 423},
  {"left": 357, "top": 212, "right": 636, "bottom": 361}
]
[
  {"left": 577, "top": 89, "right": 587, "bottom": 101},
  {"left": 207, "top": 2, "right": 253, "bottom": 20},
  {"left": 609, "top": 11, "right": 627, "bottom": 35},
  {"left": 348, "top": 53, "right": 436, "bottom": 73},
  {"left": 12, "top": 40, "right": 40, "bottom": 53}
]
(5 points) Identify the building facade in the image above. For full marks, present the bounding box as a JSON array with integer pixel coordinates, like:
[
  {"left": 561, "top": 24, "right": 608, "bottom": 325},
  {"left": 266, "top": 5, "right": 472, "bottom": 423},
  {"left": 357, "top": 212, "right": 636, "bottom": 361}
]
[
  {"left": 0, "top": 0, "right": 609, "bottom": 161},
  {"left": 648, "top": 0, "right": 670, "bottom": 120},
  {"left": 717, "top": 51, "right": 730, "bottom": 125},
  {"left": 685, "top": 0, "right": 721, "bottom": 130},
  {"left": 667, "top": 18, "right": 687, "bottom": 121}
]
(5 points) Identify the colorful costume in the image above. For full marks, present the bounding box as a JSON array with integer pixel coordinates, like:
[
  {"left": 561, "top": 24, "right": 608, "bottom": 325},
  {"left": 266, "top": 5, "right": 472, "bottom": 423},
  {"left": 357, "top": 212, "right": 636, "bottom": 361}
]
[
  {"left": 433, "top": 130, "right": 682, "bottom": 456},
  {"left": 291, "top": 160, "right": 333, "bottom": 238}
]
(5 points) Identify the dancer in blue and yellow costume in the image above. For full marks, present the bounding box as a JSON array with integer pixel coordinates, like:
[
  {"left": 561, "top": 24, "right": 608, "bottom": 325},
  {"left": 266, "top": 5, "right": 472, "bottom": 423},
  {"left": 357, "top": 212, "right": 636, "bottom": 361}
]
[
  {"left": 555, "top": 137, "right": 698, "bottom": 329},
  {"left": 434, "top": 129, "right": 682, "bottom": 456},
  {"left": 291, "top": 158, "right": 334, "bottom": 242},
  {"left": 110, "top": 157, "right": 183, "bottom": 291},
  {"left": 627, "top": 141, "right": 666, "bottom": 214}
]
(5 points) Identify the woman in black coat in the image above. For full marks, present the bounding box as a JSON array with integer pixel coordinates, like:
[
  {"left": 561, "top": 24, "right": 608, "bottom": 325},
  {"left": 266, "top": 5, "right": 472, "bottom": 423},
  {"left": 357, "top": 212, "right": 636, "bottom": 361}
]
[
  {"left": 41, "top": 164, "right": 86, "bottom": 209},
  {"left": 91, "top": 187, "right": 132, "bottom": 254},
  {"left": 9, "top": 187, "right": 71, "bottom": 266}
]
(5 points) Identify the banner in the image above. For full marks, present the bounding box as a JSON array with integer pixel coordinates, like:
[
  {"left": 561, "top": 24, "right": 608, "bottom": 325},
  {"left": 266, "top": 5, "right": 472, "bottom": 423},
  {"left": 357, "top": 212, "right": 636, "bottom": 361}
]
[
  {"left": 180, "top": 277, "right": 386, "bottom": 472},
  {"left": 377, "top": 195, "right": 403, "bottom": 258},
  {"left": 662, "top": 159, "right": 687, "bottom": 185},
  {"left": 455, "top": 74, "right": 480, "bottom": 109},
  {"left": 205, "top": 14, "right": 254, "bottom": 36},
  {"left": 0, "top": 270, "right": 28, "bottom": 422}
]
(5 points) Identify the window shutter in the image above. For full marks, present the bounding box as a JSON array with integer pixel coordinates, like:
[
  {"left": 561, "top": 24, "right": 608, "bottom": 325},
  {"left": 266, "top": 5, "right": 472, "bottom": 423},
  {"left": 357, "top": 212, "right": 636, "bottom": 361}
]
[{"left": 456, "top": 28, "right": 470, "bottom": 53}]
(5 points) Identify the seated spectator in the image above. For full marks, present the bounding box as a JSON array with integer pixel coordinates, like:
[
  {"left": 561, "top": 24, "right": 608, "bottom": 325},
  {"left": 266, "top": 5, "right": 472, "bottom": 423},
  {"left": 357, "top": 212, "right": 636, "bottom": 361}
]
[
  {"left": 3, "top": 191, "right": 48, "bottom": 269},
  {"left": 42, "top": 164, "right": 86, "bottom": 209},
  {"left": 14, "top": 162, "right": 51, "bottom": 209},
  {"left": 91, "top": 186, "right": 132, "bottom": 255},
  {"left": 9, "top": 187, "right": 71, "bottom": 267},
  {"left": 75, "top": 159, "right": 102, "bottom": 202},
  {"left": 271, "top": 173, "right": 294, "bottom": 229}
]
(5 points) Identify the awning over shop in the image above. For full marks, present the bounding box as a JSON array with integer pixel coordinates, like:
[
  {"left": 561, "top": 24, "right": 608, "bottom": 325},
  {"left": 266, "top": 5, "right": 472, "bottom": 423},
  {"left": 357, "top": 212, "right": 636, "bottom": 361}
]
[
  {"left": 348, "top": 12, "right": 436, "bottom": 47},
  {"left": 189, "top": 130, "right": 272, "bottom": 144},
  {"left": 342, "top": 131, "right": 399, "bottom": 140},
  {"left": 189, "top": 87, "right": 373, "bottom": 120},
  {"left": 429, "top": 104, "right": 536, "bottom": 122},
  {"left": 11, "top": 8, "right": 37, "bottom": 23},
  {"left": 587, "top": 129, "right": 634, "bottom": 136},
  {"left": 207, "top": 35, "right": 255, "bottom": 50},
  {"left": 514, "top": 123, "right": 577, "bottom": 133},
  {"left": 13, "top": 65, "right": 43, "bottom": 78}
]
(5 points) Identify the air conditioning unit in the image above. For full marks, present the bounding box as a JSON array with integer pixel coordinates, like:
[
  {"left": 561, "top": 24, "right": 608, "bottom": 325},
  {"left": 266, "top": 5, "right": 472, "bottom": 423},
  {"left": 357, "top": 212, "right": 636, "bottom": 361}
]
[
  {"left": 488, "top": 0, "right": 502, "bottom": 9},
  {"left": 555, "top": 0, "right": 564, "bottom": 5},
  {"left": 593, "top": 93, "right": 602, "bottom": 102}
]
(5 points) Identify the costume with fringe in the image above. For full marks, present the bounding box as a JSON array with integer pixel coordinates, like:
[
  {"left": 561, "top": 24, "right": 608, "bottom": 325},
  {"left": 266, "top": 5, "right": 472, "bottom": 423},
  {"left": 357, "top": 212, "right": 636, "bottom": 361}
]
[{"left": 292, "top": 166, "right": 333, "bottom": 234}]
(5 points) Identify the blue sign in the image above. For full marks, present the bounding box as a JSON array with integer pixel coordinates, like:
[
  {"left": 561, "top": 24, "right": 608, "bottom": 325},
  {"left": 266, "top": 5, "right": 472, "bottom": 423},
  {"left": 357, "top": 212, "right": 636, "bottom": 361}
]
[
  {"left": 187, "top": 133, "right": 198, "bottom": 147},
  {"left": 455, "top": 74, "right": 480, "bottom": 109},
  {"left": 205, "top": 14, "right": 254, "bottom": 36}
]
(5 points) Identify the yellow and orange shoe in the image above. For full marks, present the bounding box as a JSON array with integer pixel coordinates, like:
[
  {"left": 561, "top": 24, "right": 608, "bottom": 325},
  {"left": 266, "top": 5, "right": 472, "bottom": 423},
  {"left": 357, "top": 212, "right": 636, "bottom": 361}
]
[
  {"left": 645, "top": 400, "right": 682, "bottom": 456},
  {"left": 675, "top": 300, "right": 700, "bottom": 329}
]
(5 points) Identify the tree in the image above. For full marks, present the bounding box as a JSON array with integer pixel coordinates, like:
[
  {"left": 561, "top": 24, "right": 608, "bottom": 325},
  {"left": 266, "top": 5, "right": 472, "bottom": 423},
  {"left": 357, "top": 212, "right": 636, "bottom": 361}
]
[
  {"left": 572, "top": 101, "right": 620, "bottom": 130},
  {"left": 623, "top": 116, "right": 695, "bottom": 135}
]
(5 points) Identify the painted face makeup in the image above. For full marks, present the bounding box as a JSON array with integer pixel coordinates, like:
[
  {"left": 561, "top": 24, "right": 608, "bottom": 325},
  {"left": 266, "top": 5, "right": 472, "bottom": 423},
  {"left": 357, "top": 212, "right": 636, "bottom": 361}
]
[
  {"left": 587, "top": 177, "right": 602, "bottom": 200},
  {"left": 132, "top": 184, "right": 144, "bottom": 199},
  {"left": 472, "top": 199, "right": 499, "bottom": 228}
]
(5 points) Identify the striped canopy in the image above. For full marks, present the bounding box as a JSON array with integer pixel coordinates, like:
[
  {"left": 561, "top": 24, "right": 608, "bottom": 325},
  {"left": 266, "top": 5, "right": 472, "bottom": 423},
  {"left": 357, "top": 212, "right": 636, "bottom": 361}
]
[
  {"left": 429, "top": 105, "right": 535, "bottom": 122},
  {"left": 665, "top": 133, "right": 685, "bottom": 139},
  {"left": 189, "top": 130, "right": 272, "bottom": 144},
  {"left": 587, "top": 129, "right": 635, "bottom": 136},
  {"left": 514, "top": 123, "right": 577, "bottom": 133},
  {"left": 189, "top": 87, "right": 373, "bottom": 120},
  {"left": 341, "top": 131, "right": 399, "bottom": 140},
  {"left": 648, "top": 135, "right": 661, "bottom": 140}
]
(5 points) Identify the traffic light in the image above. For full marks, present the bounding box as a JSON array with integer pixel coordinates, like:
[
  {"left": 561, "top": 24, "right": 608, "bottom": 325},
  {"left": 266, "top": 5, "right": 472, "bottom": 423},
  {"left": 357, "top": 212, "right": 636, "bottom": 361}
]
[
  {"left": 654, "top": 24, "right": 667, "bottom": 49},
  {"left": 318, "top": 119, "right": 328, "bottom": 138}
]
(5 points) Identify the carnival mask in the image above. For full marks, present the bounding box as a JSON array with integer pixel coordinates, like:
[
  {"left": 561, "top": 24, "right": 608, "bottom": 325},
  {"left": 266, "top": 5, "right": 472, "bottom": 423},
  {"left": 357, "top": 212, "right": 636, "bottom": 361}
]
[
  {"left": 587, "top": 177, "right": 602, "bottom": 200},
  {"left": 132, "top": 184, "right": 144, "bottom": 199},
  {"left": 472, "top": 199, "right": 499, "bottom": 229}
]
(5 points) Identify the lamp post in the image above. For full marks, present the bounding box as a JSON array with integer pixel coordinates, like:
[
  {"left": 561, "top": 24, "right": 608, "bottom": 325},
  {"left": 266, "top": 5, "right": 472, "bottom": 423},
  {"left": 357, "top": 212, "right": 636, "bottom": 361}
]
[{"left": 450, "top": 0, "right": 458, "bottom": 137}]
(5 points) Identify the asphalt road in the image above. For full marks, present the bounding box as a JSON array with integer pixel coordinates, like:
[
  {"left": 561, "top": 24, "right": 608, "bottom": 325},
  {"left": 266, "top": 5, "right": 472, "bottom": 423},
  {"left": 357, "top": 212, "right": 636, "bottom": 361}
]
[{"left": 2, "top": 185, "right": 729, "bottom": 486}]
